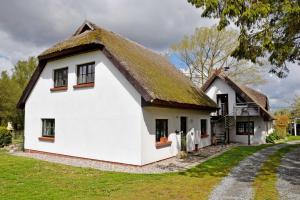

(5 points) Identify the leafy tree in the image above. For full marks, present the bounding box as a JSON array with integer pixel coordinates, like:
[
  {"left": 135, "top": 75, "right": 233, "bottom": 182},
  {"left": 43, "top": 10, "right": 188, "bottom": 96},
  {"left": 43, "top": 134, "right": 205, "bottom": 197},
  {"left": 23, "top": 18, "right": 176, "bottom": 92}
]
[
  {"left": 0, "top": 57, "right": 36, "bottom": 129},
  {"left": 171, "top": 26, "right": 266, "bottom": 87},
  {"left": 187, "top": 0, "right": 300, "bottom": 78},
  {"left": 290, "top": 96, "right": 300, "bottom": 117}
]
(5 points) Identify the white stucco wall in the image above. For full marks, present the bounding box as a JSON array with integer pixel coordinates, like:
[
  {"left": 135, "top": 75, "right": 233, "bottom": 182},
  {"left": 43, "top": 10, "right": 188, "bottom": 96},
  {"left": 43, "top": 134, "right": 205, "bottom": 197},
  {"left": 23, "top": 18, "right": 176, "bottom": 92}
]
[
  {"left": 24, "top": 50, "right": 143, "bottom": 165},
  {"left": 206, "top": 78, "right": 236, "bottom": 115},
  {"left": 140, "top": 107, "right": 211, "bottom": 165},
  {"left": 205, "top": 77, "right": 273, "bottom": 144},
  {"left": 229, "top": 116, "right": 270, "bottom": 144}
]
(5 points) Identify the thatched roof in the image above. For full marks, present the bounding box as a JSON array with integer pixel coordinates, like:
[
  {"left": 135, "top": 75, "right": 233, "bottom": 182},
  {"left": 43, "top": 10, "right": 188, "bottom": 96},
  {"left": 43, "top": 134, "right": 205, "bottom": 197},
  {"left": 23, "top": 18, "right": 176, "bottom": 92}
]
[
  {"left": 202, "top": 70, "right": 274, "bottom": 120},
  {"left": 18, "top": 21, "right": 217, "bottom": 110}
]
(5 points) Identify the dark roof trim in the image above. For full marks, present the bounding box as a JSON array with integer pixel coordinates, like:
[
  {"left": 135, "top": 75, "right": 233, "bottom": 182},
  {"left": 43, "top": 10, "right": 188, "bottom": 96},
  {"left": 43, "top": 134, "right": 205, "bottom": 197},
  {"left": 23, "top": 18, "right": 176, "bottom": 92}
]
[
  {"left": 142, "top": 98, "right": 218, "bottom": 111},
  {"left": 17, "top": 43, "right": 104, "bottom": 109},
  {"left": 18, "top": 42, "right": 217, "bottom": 111},
  {"left": 38, "top": 42, "right": 103, "bottom": 61},
  {"left": 17, "top": 60, "right": 47, "bottom": 109},
  {"left": 18, "top": 43, "right": 153, "bottom": 109}
]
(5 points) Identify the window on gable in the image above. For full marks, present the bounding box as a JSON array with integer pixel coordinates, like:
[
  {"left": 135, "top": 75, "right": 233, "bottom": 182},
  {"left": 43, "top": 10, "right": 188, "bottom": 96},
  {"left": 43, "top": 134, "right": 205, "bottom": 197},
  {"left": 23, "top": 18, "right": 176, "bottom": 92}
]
[
  {"left": 155, "top": 119, "right": 168, "bottom": 142},
  {"left": 54, "top": 68, "right": 68, "bottom": 88},
  {"left": 236, "top": 121, "right": 254, "bottom": 135},
  {"left": 77, "top": 62, "right": 95, "bottom": 85},
  {"left": 42, "top": 119, "right": 55, "bottom": 137}
]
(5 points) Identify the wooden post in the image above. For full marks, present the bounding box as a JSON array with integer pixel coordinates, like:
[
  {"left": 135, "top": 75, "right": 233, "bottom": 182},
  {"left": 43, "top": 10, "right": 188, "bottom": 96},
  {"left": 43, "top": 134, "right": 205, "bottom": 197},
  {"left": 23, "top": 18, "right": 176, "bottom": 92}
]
[{"left": 294, "top": 118, "right": 297, "bottom": 136}]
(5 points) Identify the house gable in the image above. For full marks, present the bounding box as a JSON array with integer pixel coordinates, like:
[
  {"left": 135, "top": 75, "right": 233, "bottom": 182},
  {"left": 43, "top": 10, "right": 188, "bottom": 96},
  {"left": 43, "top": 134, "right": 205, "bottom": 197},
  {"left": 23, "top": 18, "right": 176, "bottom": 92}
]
[
  {"left": 17, "top": 21, "right": 218, "bottom": 111},
  {"left": 203, "top": 72, "right": 274, "bottom": 120}
]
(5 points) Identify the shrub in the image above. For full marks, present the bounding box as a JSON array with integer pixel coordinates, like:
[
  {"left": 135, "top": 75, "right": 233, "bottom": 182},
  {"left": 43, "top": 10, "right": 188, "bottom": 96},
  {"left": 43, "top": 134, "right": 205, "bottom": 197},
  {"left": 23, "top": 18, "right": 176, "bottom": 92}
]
[
  {"left": 266, "top": 132, "right": 280, "bottom": 144},
  {"left": 275, "top": 127, "right": 287, "bottom": 139},
  {"left": 0, "top": 126, "right": 12, "bottom": 147}
]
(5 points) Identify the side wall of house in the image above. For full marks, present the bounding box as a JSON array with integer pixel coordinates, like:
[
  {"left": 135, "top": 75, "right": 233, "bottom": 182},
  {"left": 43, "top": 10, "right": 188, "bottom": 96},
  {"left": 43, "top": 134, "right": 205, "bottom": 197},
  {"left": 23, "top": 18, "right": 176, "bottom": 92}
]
[
  {"left": 229, "top": 116, "right": 270, "bottom": 144},
  {"left": 140, "top": 107, "right": 211, "bottom": 165},
  {"left": 205, "top": 77, "right": 273, "bottom": 144},
  {"left": 24, "top": 50, "right": 143, "bottom": 165},
  {"left": 206, "top": 78, "right": 236, "bottom": 115}
]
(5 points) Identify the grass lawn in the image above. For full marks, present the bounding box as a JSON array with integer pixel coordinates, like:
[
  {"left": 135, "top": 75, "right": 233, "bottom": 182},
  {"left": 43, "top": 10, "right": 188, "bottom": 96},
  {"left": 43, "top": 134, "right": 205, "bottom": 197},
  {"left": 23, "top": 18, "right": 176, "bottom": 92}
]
[
  {"left": 253, "top": 144, "right": 300, "bottom": 200},
  {"left": 287, "top": 135, "right": 300, "bottom": 141},
  {"left": 0, "top": 145, "right": 271, "bottom": 200}
]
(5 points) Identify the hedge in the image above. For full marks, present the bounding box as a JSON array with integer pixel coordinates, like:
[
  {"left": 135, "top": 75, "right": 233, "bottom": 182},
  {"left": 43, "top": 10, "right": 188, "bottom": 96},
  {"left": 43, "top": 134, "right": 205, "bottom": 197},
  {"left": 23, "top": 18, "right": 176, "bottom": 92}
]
[{"left": 0, "top": 126, "right": 12, "bottom": 147}]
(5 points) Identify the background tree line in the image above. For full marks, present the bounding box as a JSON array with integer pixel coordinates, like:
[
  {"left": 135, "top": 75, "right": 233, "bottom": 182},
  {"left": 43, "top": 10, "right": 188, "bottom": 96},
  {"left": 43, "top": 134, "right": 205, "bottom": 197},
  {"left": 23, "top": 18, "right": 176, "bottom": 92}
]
[{"left": 0, "top": 57, "right": 36, "bottom": 130}]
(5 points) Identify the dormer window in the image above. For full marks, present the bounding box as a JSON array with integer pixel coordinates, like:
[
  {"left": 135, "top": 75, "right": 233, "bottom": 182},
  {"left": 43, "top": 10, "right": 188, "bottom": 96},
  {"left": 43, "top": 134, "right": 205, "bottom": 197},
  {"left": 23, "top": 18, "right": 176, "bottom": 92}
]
[{"left": 77, "top": 62, "right": 95, "bottom": 85}]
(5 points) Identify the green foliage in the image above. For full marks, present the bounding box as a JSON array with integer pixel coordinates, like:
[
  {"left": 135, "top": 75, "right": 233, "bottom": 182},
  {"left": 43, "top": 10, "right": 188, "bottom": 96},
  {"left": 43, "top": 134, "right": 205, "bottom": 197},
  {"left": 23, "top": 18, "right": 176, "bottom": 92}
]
[
  {"left": 187, "top": 0, "right": 300, "bottom": 78},
  {"left": 0, "top": 57, "right": 36, "bottom": 129},
  {"left": 0, "top": 127, "right": 12, "bottom": 147},
  {"left": 266, "top": 132, "right": 280, "bottom": 143},
  {"left": 287, "top": 135, "right": 300, "bottom": 141},
  {"left": 171, "top": 26, "right": 267, "bottom": 87},
  {"left": 290, "top": 95, "right": 300, "bottom": 118}
]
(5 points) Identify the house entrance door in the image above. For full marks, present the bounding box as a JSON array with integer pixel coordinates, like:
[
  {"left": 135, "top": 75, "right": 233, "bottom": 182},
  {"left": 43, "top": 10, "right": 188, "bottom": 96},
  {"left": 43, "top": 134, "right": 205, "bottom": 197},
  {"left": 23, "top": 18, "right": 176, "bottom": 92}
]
[
  {"left": 217, "top": 94, "right": 228, "bottom": 116},
  {"left": 180, "top": 117, "right": 187, "bottom": 151}
]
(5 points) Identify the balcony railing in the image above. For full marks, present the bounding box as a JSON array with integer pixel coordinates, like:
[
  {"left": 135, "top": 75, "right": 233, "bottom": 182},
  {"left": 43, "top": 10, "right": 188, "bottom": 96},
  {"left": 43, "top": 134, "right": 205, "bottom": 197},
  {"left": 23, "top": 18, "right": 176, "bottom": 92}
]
[{"left": 233, "top": 102, "right": 260, "bottom": 116}]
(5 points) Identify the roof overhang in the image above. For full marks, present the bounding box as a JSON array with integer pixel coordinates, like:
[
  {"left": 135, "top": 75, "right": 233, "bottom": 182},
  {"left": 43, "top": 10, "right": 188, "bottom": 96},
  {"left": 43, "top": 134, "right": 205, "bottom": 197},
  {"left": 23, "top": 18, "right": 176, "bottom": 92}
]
[{"left": 142, "top": 98, "right": 218, "bottom": 111}]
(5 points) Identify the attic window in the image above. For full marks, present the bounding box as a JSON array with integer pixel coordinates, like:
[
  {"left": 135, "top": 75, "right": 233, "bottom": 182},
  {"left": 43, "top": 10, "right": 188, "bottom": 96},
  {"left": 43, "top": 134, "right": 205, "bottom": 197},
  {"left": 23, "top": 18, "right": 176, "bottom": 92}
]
[
  {"left": 80, "top": 24, "right": 93, "bottom": 34},
  {"left": 74, "top": 22, "right": 95, "bottom": 35}
]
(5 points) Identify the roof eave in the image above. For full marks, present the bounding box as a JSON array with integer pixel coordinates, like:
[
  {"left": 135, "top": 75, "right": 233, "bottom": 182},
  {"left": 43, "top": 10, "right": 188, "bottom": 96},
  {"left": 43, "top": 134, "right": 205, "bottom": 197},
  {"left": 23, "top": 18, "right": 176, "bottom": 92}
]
[{"left": 142, "top": 98, "right": 218, "bottom": 111}]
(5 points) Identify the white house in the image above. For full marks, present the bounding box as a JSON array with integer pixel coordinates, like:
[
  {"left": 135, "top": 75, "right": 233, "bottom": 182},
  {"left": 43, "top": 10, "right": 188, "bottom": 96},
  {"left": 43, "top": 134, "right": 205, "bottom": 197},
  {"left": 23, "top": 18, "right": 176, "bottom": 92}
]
[
  {"left": 17, "top": 21, "right": 218, "bottom": 166},
  {"left": 202, "top": 70, "right": 274, "bottom": 145}
]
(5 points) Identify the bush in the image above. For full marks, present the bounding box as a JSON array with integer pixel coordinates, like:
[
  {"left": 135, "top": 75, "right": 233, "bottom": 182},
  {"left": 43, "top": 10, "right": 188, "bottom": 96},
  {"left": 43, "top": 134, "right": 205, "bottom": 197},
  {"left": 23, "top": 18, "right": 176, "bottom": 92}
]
[
  {"left": 275, "top": 128, "right": 287, "bottom": 139},
  {"left": 0, "top": 126, "right": 12, "bottom": 147},
  {"left": 266, "top": 132, "right": 280, "bottom": 144}
]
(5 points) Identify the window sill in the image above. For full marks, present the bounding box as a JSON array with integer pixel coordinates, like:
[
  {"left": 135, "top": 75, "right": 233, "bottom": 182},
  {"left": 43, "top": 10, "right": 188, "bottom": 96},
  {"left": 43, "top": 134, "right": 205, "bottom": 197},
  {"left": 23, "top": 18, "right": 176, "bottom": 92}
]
[
  {"left": 201, "top": 134, "right": 209, "bottom": 138},
  {"left": 50, "top": 86, "right": 68, "bottom": 92},
  {"left": 38, "top": 137, "right": 55, "bottom": 142},
  {"left": 156, "top": 141, "right": 172, "bottom": 148},
  {"left": 73, "top": 83, "right": 94, "bottom": 89}
]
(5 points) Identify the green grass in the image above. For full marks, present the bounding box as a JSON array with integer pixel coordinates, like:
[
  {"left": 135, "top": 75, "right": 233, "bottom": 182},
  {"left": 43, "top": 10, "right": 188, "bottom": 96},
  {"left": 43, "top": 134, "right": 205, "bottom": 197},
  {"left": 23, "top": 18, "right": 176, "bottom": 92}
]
[
  {"left": 253, "top": 144, "right": 300, "bottom": 200},
  {"left": 287, "top": 135, "right": 300, "bottom": 141},
  {"left": 0, "top": 145, "right": 271, "bottom": 200}
]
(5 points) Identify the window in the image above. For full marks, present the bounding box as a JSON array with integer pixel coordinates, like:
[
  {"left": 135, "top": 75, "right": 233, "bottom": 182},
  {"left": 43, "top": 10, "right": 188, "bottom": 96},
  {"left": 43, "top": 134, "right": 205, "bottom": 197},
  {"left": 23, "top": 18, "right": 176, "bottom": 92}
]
[
  {"left": 42, "top": 119, "right": 55, "bottom": 137},
  {"left": 155, "top": 119, "right": 168, "bottom": 142},
  {"left": 236, "top": 121, "right": 254, "bottom": 135},
  {"left": 54, "top": 68, "right": 68, "bottom": 87},
  {"left": 200, "top": 119, "right": 207, "bottom": 136},
  {"left": 77, "top": 62, "right": 95, "bottom": 84}
]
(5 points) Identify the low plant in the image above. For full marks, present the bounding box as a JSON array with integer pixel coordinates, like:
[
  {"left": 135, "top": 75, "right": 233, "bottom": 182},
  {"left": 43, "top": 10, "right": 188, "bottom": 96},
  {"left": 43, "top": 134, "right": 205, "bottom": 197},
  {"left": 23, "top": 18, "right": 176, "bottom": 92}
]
[
  {"left": 266, "top": 132, "right": 280, "bottom": 144},
  {"left": 0, "top": 126, "right": 12, "bottom": 147}
]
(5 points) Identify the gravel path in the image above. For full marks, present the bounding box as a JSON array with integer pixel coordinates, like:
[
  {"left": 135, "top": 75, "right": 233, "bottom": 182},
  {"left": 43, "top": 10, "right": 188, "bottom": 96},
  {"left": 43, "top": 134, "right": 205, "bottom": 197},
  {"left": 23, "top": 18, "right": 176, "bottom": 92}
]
[
  {"left": 209, "top": 144, "right": 286, "bottom": 200},
  {"left": 277, "top": 145, "right": 300, "bottom": 200},
  {"left": 12, "top": 144, "right": 234, "bottom": 174}
]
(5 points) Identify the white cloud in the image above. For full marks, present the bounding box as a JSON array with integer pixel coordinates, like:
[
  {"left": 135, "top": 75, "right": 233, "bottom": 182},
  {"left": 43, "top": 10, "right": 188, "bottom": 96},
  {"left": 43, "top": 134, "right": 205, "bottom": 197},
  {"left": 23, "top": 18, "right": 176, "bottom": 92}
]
[{"left": 0, "top": 0, "right": 298, "bottom": 110}]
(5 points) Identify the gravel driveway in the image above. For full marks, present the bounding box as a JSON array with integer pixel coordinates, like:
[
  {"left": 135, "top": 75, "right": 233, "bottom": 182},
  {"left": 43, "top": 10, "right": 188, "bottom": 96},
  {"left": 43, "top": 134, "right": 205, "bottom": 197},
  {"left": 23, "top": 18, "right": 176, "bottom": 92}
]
[
  {"left": 209, "top": 144, "right": 286, "bottom": 200},
  {"left": 277, "top": 146, "right": 300, "bottom": 200}
]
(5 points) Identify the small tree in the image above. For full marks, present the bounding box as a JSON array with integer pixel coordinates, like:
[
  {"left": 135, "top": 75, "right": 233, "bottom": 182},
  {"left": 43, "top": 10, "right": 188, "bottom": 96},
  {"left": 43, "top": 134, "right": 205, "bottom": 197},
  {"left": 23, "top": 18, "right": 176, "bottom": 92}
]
[
  {"left": 171, "top": 26, "right": 266, "bottom": 88},
  {"left": 187, "top": 0, "right": 300, "bottom": 78},
  {"left": 274, "top": 114, "right": 290, "bottom": 139}
]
